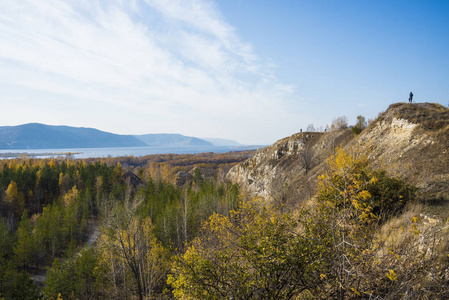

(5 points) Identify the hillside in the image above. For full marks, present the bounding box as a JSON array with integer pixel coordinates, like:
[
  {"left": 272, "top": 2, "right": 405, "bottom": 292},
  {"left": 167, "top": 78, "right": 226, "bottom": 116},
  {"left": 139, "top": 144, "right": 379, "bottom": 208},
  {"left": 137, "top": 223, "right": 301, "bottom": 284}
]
[
  {"left": 0, "top": 124, "right": 231, "bottom": 150},
  {"left": 227, "top": 102, "right": 449, "bottom": 202},
  {"left": 134, "top": 134, "right": 213, "bottom": 147},
  {"left": 0, "top": 123, "right": 146, "bottom": 149}
]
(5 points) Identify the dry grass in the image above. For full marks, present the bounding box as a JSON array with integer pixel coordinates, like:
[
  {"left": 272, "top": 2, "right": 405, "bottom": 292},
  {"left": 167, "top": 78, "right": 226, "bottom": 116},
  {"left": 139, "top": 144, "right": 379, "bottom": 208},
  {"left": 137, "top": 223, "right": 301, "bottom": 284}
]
[
  {"left": 378, "top": 202, "right": 425, "bottom": 250},
  {"left": 371, "top": 201, "right": 449, "bottom": 298},
  {"left": 389, "top": 102, "right": 449, "bottom": 133}
]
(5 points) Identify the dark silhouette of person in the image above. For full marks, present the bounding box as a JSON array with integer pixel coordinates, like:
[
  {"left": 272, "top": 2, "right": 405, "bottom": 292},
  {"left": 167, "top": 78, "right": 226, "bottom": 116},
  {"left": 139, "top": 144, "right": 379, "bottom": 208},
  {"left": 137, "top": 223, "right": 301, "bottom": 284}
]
[{"left": 409, "top": 92, "right": 413, "bottom": 103}]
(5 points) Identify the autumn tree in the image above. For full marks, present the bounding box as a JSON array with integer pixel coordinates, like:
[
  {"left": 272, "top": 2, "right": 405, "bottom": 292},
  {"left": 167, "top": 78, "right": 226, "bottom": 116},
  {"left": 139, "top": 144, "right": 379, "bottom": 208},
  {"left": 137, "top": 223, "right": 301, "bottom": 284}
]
[
  {"left": 5, "top": 180, "right": 25, "bottom": 217},
  {"left": 331, "top": 115, "right": 348, "bottom": 130},
  {"left": 168, "top": 198, "right": 324, "bottom": 299},
  {"left": 99, "top": 198, "right": 169, "bottom": 300},
  {"left": 169, "top": 148, "right": 422, "bottom": 299},
  {"left": 306, "top": 147, "right": 417, "bottom": 298}
]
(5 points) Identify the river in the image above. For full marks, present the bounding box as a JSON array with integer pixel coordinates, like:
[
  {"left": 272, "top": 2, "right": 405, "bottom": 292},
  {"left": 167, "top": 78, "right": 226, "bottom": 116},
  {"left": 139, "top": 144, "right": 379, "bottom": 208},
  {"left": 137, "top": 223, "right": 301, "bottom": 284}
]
[{"left": 0, "top": 145, "right": 260, "bottom": 159}]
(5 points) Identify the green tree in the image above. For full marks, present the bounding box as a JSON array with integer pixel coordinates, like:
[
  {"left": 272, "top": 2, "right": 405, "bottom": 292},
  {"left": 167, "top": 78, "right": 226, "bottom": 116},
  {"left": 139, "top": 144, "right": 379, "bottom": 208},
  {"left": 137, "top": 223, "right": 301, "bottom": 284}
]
[
  {"left": 44, "top": 248, "right": 102, "bottom": 300},
  {"left": 43, "top": 258, "right": 76, "bottom": 300},
  {"left": 14, "top": 212, "right": 35, "bottom": 270},
  {"left": 8, "top": 271, "right": 40, "bottom": 300},
  {"left": 35, "top": 203, "right": 66, "bottom": 258},
  {"left": 74, "top": 248, "right": 101, "bottom": 299},
  {"left": 0, "top": 219, "right": 13, "bottom": 296},
  {"left": 351, "top": 115, "right": 367, "bottom": 134}
]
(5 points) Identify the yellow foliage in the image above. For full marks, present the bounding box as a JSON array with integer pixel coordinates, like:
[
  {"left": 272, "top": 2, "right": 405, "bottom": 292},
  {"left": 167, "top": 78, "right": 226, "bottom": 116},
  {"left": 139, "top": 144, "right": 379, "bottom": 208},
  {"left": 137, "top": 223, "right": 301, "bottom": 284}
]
[
  {"left": 351, "top": 287, "right": 361, "bottom": 296},
  {"left": 386, "top": 269, "right": 398, "bottom": 281},
  {"left": 5, "top": 180, "right": 25, "bottom": 215},
  {"left": 63, "top": 186, "right": 78, "bottom": 207},
  {"left": 98, "top": 213, "right": 169, "bottom": 297}
]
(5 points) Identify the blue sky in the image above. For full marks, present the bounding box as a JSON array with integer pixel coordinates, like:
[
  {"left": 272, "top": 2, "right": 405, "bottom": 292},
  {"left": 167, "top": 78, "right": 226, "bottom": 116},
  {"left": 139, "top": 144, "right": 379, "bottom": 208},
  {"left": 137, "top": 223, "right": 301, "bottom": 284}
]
[{"left": 0, "top": 0, "right": 448, "bottom": 145}]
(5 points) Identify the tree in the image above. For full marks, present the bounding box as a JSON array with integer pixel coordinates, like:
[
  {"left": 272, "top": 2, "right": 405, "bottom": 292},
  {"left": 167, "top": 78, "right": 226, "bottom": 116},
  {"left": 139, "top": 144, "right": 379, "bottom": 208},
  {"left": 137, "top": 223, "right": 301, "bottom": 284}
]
[
  {"left": 268, "top": 175, "right": 291, "bottom": 213},
  {"left": 7, "top": 271, "right": 40, "bottom": 300},
  {"left": 356, "top": 115, "right": 367, "bottom": 130},
  {"left": 5, "top": 180, "right": 25, "bottom": 217},
  {"left": 312, "top": 148, "right": 378, "bottom": 298},
  {"left": 332, "top": 115, "right": 348, "bottom": 130},
  {"left": 308, "top": 147, "right": 417, "bottom": 298},
  {"left": 74, "top": 248, "right": 102, "bottom": 299},
  {"left": 351, "top": 115, "right": 367, "bottom": 134},
  {"left": 306, "top": 124, "right": 316, "bottom": 132},
  {"left": 14, "top": 212, "right": 35, "bottom": 270},
  {"left": 43, "top": 258, "right": 76, "bottom": 300},
  {"left": 44, "top": 248, "right": 102, "bottom": 300},
  {"left": 0, "top": 219, "right": 13, "bottom": 296},
  {"left": 35, "top": 203, "right": 66, "bottom": 258},
  {"left": 168, "top": 148, "right": 422, "bottom": 299},
  {"left": 300, "top": 144, "right": 315, "bottom": 174},
  {"left": 99, "top": 199, "right": 169, "bottom": 300},
  {"left": 168, "top": 198, "right": 323, "bottom": 299}
]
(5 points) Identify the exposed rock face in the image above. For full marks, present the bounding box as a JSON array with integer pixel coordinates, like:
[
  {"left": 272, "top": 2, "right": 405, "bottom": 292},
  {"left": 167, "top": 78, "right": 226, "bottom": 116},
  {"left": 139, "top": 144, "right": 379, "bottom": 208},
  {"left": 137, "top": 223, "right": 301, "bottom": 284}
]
[
  {"left": 175, "top": 167, "right": 219, "bottom": 186},
  {"left": 227, "top": 130, "right": 354, "bottom": 199},
  {"left": 227, "top": 103, "right": 449, "bottom": 202},
  {"left": 123, "top": 171, "right": 143, "bottom": 188}
]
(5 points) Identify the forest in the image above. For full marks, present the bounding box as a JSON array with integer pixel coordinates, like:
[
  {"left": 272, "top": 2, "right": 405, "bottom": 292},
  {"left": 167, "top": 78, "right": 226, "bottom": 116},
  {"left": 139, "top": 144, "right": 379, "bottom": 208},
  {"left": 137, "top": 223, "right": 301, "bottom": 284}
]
[
  {"left": 0, "top": 152, "right": 248, "bottom": 299},
  {"left": 0, "top": 148, "right": 448, "bottom": 299}
]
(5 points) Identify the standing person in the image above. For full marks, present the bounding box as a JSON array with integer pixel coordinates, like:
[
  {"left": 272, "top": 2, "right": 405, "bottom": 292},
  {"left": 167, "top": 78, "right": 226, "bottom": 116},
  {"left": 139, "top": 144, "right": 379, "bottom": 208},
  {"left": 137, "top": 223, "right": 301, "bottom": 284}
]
[{"left": 409, "top": 92, "right": 413, "bottom": 103}]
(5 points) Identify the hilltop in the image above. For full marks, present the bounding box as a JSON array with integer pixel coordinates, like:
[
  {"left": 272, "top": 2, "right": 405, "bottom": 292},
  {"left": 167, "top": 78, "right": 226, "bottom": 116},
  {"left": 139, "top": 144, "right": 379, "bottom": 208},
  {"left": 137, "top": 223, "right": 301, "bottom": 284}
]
[
  {"left": 0, "top": 123, "right": 145, "bottom": 149},
  {"left": 227, "top": 102, "right": 449, "bottom": 202}
]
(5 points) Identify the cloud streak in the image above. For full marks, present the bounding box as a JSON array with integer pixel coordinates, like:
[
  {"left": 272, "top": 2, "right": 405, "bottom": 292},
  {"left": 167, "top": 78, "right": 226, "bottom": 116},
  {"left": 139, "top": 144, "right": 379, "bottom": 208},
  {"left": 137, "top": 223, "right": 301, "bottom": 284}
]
[{"left": 0, "top": 0, "right": 298, "bottom": 144}]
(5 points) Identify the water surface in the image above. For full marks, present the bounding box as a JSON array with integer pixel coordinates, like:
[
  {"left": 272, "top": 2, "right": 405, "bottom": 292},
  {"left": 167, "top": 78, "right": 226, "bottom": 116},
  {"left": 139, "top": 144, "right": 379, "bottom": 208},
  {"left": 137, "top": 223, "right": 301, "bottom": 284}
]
[{"left": 0, "top": 145, "right": 259, "bottom": 159}]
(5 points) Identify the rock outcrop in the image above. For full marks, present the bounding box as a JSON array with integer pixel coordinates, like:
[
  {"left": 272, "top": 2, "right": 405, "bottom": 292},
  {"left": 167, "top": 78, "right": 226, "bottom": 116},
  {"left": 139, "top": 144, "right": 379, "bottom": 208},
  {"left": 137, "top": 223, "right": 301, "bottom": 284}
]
[{"left": 227, "top": 129, "right": 354, "bottom": 199}]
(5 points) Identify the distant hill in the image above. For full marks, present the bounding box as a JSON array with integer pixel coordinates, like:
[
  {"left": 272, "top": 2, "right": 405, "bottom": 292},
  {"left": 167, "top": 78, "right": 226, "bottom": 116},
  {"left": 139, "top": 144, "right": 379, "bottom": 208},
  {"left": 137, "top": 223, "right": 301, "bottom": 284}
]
[
  {"left": 134, "top": 134, "right": 213, "bottom": 147},
  {"left": 0, "top": 123, "right": 234, "bottom": 150},
  {"left": 0, "top": 123, "right": 146, "bottom": 149},
  {"left": 202, "top": 138, "right": 242, "bottom": 146}
]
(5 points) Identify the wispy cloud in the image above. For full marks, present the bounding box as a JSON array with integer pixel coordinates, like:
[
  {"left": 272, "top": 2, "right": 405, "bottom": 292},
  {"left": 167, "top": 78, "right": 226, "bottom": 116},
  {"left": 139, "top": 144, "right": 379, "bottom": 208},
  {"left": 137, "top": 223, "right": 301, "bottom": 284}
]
[{"left": 0, "top": 0, "right": 298, "bottom": 144}]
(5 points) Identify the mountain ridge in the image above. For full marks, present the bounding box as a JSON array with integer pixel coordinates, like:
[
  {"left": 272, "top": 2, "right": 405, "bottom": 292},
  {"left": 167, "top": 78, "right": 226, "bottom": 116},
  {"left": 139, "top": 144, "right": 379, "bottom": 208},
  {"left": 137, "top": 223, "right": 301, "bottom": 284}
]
[
  {"left": 134, "top": 134, "right": 213, "bottom": 147},
  {"left": 0, "top": 123, "right": 146, "bottom": 149},
  {"left": 0, "top": 123, "right": 240, "bottom": 150}
]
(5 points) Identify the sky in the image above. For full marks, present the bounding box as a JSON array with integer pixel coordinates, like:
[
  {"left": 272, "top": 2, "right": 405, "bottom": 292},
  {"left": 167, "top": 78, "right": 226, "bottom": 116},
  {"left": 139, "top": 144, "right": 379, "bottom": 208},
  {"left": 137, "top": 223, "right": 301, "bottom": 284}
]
[{"left": 0, "top": 0, "right": 448, "bottom": 145}]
